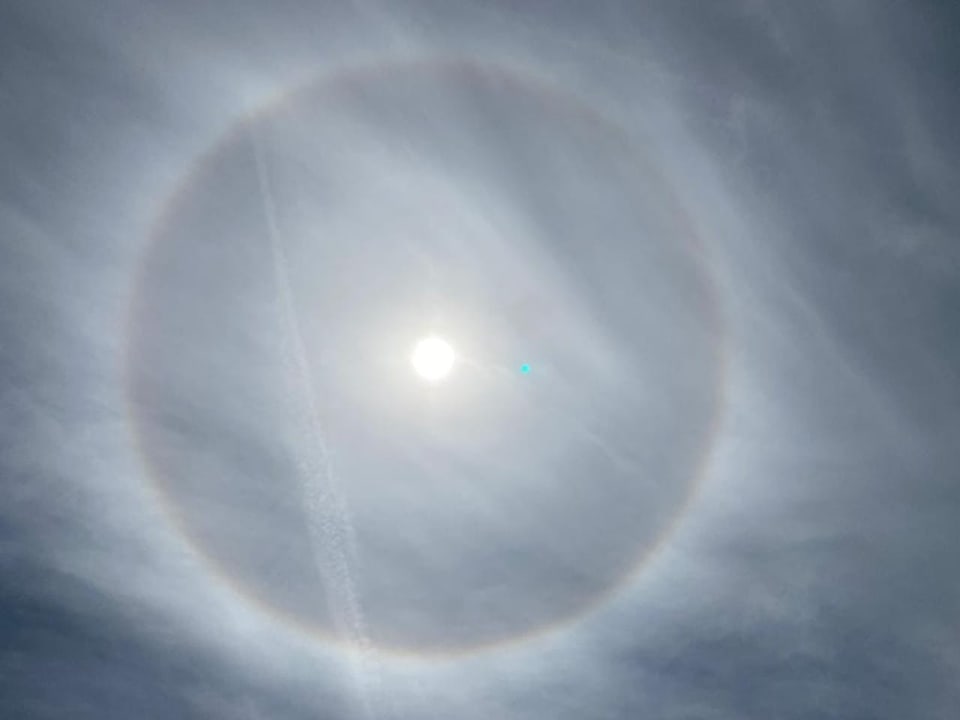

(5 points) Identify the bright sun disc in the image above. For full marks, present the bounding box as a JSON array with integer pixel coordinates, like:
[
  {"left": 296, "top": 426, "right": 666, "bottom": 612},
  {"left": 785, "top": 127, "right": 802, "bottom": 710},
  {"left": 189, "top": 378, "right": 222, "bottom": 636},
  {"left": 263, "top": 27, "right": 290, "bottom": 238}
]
[{"left": 411, "top": 336, "right": 456, "bottom": 382}]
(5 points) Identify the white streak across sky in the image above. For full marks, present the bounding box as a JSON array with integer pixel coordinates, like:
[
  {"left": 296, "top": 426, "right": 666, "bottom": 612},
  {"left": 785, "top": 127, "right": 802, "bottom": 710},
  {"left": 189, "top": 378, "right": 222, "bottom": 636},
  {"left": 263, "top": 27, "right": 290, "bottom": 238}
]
[{"left": 250, "top": 125, "right": 382, "bottom": 719}]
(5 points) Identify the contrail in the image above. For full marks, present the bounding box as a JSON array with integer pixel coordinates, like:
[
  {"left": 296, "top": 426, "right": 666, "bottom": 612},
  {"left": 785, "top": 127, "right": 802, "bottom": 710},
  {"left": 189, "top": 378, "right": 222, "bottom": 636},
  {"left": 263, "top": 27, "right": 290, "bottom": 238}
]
[{"left": 250, "top": 125, "right": 385, "bottom": 720}]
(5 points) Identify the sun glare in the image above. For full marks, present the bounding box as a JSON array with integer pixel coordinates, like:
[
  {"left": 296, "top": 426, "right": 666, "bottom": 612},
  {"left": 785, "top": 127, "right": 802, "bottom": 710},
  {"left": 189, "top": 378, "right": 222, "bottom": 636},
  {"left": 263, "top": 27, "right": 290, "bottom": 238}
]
[{"left": 411, "top": 336, "right": 456, "bottom": 382}]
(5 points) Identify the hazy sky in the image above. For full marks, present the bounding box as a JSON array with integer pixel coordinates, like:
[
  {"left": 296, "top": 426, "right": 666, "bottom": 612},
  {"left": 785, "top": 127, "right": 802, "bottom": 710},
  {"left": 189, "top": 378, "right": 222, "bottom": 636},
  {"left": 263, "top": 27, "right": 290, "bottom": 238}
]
[{"left": 2, "top": 2, "right": 959, "bottom": 718}]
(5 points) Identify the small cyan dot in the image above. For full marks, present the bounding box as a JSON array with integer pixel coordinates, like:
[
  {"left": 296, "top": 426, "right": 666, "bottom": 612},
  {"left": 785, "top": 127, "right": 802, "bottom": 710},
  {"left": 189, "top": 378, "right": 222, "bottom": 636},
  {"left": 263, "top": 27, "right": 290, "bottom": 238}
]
[{"left": 520, "top": 363, "right": 531, "bottom": 374}]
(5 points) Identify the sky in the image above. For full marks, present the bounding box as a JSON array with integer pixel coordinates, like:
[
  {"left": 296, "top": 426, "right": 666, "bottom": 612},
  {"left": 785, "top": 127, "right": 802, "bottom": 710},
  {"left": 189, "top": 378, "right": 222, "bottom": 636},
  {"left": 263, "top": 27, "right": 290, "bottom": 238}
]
[{"left": 2, "top": 1, "right": 959, "bottom": 718}]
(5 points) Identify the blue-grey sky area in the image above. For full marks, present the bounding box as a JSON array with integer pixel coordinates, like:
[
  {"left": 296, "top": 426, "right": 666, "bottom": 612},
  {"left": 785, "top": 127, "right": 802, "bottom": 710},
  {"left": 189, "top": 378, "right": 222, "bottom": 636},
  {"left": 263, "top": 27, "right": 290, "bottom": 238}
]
[{"left": 2, "top": 2, "right": 959, "bottom": 718}]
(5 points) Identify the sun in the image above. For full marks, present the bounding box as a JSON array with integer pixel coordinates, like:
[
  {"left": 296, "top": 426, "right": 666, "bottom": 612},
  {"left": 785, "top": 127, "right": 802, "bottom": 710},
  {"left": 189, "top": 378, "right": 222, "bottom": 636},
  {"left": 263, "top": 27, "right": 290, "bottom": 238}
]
[{"left": 411, "top": 336, "right": 456, "bottom": 383}]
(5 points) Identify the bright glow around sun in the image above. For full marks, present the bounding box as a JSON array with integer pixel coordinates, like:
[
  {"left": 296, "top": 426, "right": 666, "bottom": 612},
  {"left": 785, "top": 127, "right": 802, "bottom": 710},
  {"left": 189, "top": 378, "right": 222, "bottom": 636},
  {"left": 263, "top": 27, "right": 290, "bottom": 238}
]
[{"left": 411, "top": 336, "right": 456, "bottom": 382}]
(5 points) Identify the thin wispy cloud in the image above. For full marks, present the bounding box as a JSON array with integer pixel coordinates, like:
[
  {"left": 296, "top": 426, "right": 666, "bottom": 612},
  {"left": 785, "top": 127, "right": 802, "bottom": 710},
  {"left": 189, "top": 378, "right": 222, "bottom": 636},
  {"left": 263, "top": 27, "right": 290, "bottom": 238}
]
[{"left": 2, "top": 2, "right": 958, "bottom": 718}]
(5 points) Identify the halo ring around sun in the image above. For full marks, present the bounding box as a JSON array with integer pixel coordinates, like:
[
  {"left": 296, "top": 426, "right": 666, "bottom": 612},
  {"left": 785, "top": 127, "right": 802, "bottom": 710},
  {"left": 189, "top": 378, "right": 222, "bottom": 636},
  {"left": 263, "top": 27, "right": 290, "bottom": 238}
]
[{"left": 125, "top": 56, "right": 726, "bottom": 661}]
